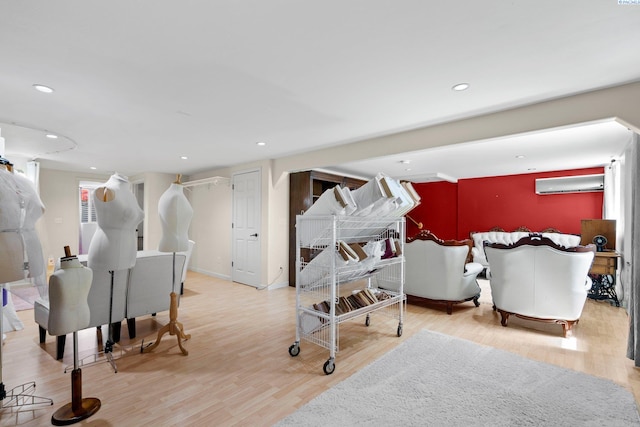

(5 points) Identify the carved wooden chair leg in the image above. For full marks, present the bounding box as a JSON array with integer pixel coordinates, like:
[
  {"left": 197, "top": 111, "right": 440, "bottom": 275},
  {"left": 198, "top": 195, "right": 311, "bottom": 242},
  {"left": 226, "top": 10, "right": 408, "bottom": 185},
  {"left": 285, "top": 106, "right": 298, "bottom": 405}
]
[
  {"left": 499, "top": 311, "right": 510, "bottom": 327},
  {"left": 563, "top": 320, "right": 577, "bottom": 338}
]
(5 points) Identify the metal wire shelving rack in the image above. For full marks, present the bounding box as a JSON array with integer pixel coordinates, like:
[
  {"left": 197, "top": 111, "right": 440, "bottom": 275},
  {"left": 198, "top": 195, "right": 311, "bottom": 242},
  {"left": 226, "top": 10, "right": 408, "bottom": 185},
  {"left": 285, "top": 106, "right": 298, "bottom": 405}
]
[{"left": 288, "top": 215, "right": 405, "bottom": 375}]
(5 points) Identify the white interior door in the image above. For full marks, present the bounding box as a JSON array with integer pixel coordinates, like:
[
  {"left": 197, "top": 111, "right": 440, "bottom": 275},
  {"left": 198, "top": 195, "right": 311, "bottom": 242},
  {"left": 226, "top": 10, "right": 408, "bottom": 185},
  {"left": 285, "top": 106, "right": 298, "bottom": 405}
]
[{"left": 232, "top": 169, "right": 261, "bottom": 287}]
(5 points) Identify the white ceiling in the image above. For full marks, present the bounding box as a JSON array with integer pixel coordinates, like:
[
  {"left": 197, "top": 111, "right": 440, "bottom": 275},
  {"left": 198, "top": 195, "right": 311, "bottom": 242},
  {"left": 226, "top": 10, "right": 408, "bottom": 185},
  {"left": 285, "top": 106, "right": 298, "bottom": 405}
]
[
  {"left": 1, "top": 1, "right": 639, "bottom": 179},
  {"left": 328, "top": 120, "right": 633, "bottom": 182}
]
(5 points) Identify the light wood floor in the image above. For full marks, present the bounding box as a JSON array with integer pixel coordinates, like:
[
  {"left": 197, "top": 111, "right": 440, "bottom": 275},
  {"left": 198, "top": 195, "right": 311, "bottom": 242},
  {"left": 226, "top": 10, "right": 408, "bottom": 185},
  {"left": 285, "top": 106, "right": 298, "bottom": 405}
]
[{"left": 2, "top": 271, "right": 639, "bottom": 426}]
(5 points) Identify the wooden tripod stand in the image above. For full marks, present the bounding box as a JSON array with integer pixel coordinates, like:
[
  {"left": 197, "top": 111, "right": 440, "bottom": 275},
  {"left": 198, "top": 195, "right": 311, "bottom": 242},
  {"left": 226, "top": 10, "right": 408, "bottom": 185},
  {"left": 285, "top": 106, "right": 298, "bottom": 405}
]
[
  {"left": 142, "top": 291, "right": 191, "bottom": 355},
  {"left": 142, "top": 252, "right": 191, "bottom": 355}
]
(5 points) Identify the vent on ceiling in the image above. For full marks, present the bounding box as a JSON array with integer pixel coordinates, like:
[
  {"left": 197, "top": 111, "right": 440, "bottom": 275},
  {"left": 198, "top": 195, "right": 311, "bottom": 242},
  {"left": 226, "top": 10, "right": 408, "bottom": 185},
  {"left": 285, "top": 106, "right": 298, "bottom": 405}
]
[{"left": 535, "top": 174, "right": 604, "bottom": 195}]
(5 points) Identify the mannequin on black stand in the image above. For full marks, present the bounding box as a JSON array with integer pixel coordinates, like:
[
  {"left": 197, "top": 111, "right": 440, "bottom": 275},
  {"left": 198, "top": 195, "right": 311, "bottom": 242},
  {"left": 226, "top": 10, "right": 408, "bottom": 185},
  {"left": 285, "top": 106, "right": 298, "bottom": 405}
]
[
  {"left": 88, "top": 172, "right": 143, "bottom": 371},
  {"left": 143, "top": 174, "right": 193, "bottom": 355}
]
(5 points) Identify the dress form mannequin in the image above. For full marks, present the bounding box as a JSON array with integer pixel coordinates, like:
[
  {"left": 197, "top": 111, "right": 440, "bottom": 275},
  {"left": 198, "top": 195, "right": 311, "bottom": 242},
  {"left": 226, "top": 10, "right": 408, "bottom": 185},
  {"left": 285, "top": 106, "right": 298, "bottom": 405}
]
[
  {"left": 0, "top": 160, "right": 51, "bottom": 408},
  {"left": 49, "top": 247, "right": 101, "bottom": 425},
  {"left": 158, "top": 179, "right": 193, "bottom": 253},
  {"left": 88, "top": 172, "right": 143, "bottom": 271},
  {"left": 87, "top": 172, "right": 143, "bottom": 370},
  {"left": 143, "top": 175, "right": 192, "bottom": 355}
]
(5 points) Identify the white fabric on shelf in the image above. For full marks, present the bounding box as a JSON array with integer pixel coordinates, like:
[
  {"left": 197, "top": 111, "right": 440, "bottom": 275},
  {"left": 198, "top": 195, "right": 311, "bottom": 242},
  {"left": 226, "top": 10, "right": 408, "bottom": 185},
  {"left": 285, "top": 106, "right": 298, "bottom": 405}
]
[{"left": 299, "top": 241, "right": 359, "bottom": 289}]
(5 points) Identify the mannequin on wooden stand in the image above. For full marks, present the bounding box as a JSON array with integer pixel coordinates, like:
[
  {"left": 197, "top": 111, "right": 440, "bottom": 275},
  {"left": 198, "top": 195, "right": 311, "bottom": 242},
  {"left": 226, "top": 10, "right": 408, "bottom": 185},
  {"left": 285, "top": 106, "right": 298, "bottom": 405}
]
[
  {"left": 143, "top": 174, "right": 193, "bottom": 355},
  {"left": 50, "top": 246, "right": 101, "bottom": 425}
]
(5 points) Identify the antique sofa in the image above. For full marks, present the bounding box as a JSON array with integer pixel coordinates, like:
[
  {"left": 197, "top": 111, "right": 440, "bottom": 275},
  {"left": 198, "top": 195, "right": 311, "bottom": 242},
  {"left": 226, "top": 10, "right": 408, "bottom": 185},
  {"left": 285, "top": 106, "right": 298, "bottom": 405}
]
[
  {"left": 470, "top": 227, "right": 581, "bottom": 275},
  {"left": 35, "top": 249, "right": 188, "bottom": 359},
  {"left": 403, "top": 231, "right": 483, "bottom": 314},
  {"left": 484, "top": 236, "right": 595, "bottom": 337}
]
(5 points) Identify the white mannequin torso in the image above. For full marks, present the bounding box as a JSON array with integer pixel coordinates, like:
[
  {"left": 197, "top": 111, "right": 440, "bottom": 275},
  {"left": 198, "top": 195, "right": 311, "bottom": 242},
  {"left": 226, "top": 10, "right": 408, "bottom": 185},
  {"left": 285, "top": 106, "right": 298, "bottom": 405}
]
[
  {"left": 158, "top": 183, "right": 193, "bottom": 253},
  {"left": 87, "top": 173, "right": 144, "bottom": 271},
  {"left": 47, "top": 257, "right": 92, "bottom": 335}
]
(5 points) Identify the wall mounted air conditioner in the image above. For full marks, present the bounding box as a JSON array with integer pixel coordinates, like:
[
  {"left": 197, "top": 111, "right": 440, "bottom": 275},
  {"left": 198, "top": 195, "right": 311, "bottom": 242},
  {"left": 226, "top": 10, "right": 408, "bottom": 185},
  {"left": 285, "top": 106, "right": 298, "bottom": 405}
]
[{"left": 535, "top": 174, "right": 604, "bottom": 195}]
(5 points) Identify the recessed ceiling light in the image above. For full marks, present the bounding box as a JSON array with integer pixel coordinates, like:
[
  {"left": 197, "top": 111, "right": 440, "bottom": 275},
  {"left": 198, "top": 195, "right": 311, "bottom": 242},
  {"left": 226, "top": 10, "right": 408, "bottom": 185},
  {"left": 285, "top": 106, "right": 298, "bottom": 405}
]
[
  {"left": 256, "top": 142, "right": 266, "bottom": 146},
  {"left": 180, "top": 156, "right": 188, "bottom": 160},
  {"left": 400, "top": 160, "right": 411, "bottom": 164},
  {"left": 90, "top": 166, "right": 97, "bottom": 170},
  {"left": 452, "top": 83, "right": 469, "bottom": 91},
  {"left": 46, "top": 134, "right": 58, "bottom": 139},
  {"left": 33, "top": 84, "right": 54, "bottom": 93},
  {"left": 405, "top": 168, "right": 412, "bottom": 172},
  {"left": 528, "top": 168, "right": 537, "bottom": 171},
  {"left": 515, "top": 155, "right": 525, "bottom": 159}
]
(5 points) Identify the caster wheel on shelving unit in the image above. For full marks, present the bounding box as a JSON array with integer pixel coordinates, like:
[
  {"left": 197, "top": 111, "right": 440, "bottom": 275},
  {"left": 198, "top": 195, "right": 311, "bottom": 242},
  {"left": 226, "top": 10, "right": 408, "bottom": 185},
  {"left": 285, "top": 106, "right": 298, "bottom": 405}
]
[
  {"left": 289, "top": 343, "right": 300, "bottom": 357},
  {"left": 323, "top": 359, "right": 335, "bottom": 375},
  {"left": 397, "top": 324, "right": 403, "bottom": 337},
  {"left": 365, "top": 314, "right": 371, "bottom": 327}
]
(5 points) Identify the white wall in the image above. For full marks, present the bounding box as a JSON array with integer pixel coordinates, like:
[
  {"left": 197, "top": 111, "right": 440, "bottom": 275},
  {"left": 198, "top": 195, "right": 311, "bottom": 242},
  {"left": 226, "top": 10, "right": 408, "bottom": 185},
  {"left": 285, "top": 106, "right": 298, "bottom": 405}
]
[
  {"left": 38, "top": 169, "right": 109, "bottom": 261},
  {"left": 186, "top": 160, "right": 289, "bottom": 287},
  {"left": 186, "top": 177, "right": 232, "bottom": 279},
  {"left": 266, "top": 165, "right": 290, "bottom": 287},
  {"left": 131, "top": 172, "right": 176, "bottom": 251}
]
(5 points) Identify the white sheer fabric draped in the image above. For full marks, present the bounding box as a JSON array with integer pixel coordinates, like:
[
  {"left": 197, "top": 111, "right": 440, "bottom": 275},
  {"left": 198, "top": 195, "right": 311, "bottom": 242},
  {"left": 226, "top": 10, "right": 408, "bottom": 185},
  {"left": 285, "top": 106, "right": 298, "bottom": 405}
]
[{"left": 625, "top": 135, "right": 640, "bottom": 365}]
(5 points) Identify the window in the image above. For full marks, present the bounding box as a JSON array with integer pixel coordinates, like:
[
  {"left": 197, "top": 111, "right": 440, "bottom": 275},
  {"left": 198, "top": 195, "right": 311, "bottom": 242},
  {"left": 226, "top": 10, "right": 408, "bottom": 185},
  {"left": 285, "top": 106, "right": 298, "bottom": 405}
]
[{"left": 79, "top": 184, "right": 99, "bottom": 223}]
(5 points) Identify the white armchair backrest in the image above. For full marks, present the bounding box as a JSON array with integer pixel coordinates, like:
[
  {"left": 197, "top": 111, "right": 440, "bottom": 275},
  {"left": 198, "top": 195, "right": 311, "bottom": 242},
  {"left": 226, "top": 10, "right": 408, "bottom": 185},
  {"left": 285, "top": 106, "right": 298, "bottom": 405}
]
[
  {"left": 405, "top": 233, "right": 476, "bottom": 300},
  {"left": 471, "top": 230, "right": 581, "bottom": 267},
  {"left": 486, "top": 241, "right": 594, "bottom": 320}
]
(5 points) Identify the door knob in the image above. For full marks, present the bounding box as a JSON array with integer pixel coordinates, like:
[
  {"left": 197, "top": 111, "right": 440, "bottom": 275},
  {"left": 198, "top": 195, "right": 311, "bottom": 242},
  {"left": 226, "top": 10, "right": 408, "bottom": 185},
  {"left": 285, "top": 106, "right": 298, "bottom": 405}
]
[{"left": 250, "top": 233, "right": 259, "bottom": 237}]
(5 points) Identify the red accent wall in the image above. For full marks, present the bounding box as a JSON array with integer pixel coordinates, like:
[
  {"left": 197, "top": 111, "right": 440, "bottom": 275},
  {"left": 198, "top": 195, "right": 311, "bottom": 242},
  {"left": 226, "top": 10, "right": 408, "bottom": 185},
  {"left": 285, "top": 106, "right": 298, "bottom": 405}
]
[
  {"left": 408, "top": 182, "right": 457, "bottom": 240},
  {"left": 407, "top": 168, "right": 603, "bottom": 241}
]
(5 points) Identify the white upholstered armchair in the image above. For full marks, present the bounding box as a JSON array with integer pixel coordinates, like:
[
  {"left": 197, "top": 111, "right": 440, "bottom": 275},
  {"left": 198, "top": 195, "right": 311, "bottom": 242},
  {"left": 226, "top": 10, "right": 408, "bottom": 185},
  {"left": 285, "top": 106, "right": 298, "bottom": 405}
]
[
  {"left": 404, "top": 231, "right": 483, "bottom": 314},
  {"left": 485, "top": 236, "right": 595, "bottom": 337}
]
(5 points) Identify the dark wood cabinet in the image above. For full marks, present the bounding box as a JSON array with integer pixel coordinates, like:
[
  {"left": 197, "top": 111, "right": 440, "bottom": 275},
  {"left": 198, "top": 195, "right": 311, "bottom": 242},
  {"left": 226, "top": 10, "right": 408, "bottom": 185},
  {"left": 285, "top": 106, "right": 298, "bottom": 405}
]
[{"left": 288, "top": 170, "right": 366, "bottom": 286}]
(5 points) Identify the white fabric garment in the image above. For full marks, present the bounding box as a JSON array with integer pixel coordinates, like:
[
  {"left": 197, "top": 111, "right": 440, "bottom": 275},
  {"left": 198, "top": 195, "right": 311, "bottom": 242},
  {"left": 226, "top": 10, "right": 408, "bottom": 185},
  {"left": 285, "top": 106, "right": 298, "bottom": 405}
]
[
  {"left": 158, "top": 183, "right": 193, "bottom": 253},
  {"left": 299, "top": 241, "right": 359, "bottom": 288},
  {"left": 2, "top": 288, "right": 24, "bottom": 332},
  {"left": 0, "top": 168, "right": 46, "bottom": 283},
  {"left": 349, "top": 174, "right": 389, "bottom": 216},
  {"left": 88, "top": 173, "right": 144, "bottom": 271}
]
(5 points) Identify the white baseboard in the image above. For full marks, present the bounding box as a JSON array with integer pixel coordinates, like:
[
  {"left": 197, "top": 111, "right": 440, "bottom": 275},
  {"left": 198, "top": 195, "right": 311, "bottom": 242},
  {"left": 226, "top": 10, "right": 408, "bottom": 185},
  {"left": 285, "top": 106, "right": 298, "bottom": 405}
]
[
  {"left": 188, "top": 268, "right": 288, "bottom": 290},
  {"left": 190, "top": 267, "right": 231, "bottom": 281},
  {"left": 268, "top": 281, "right": 289, "bottom": 290}
]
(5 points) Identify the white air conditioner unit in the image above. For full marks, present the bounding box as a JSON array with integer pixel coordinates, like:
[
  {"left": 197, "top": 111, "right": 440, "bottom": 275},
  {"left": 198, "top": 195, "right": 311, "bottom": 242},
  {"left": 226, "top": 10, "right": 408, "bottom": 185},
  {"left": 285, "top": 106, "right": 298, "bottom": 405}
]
[{"left": 535, "top": 174, "right": 604, "bottom": 195}]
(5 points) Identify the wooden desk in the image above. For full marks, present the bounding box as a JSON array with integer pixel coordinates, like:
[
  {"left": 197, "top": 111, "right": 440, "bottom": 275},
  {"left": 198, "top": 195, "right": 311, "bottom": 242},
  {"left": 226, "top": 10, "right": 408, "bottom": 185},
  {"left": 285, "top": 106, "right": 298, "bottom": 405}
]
[
  {"left": 590, "top": 251, "right": 620, "bottom": 276},
  {"left": 588, "top": 250, "right": 621, "bottom": 306}
]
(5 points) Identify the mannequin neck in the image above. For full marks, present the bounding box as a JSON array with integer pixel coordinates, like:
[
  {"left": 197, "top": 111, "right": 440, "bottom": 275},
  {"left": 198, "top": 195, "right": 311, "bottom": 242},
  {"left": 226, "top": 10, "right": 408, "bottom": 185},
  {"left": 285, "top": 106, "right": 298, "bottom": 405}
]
[{"left": 60, "top": 257, "right": 83, "bottom": 269}]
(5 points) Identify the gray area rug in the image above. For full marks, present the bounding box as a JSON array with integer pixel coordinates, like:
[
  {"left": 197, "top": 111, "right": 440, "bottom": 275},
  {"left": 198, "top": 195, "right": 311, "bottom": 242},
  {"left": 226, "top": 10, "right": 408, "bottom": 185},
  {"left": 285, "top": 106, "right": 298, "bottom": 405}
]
[
  {"left": 276, "top": 330, "right": 640, "bottom": 426},
  {"left": 9, "top": 285, "right": 40, "bottom": 311}
]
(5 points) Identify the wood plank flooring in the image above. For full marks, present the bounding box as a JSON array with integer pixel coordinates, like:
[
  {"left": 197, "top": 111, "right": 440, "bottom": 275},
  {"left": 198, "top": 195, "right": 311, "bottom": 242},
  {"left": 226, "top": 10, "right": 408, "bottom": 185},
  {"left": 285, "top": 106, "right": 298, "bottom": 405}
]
[{"left": 1, "top": 271, "right": 639, "bottom": 426}]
